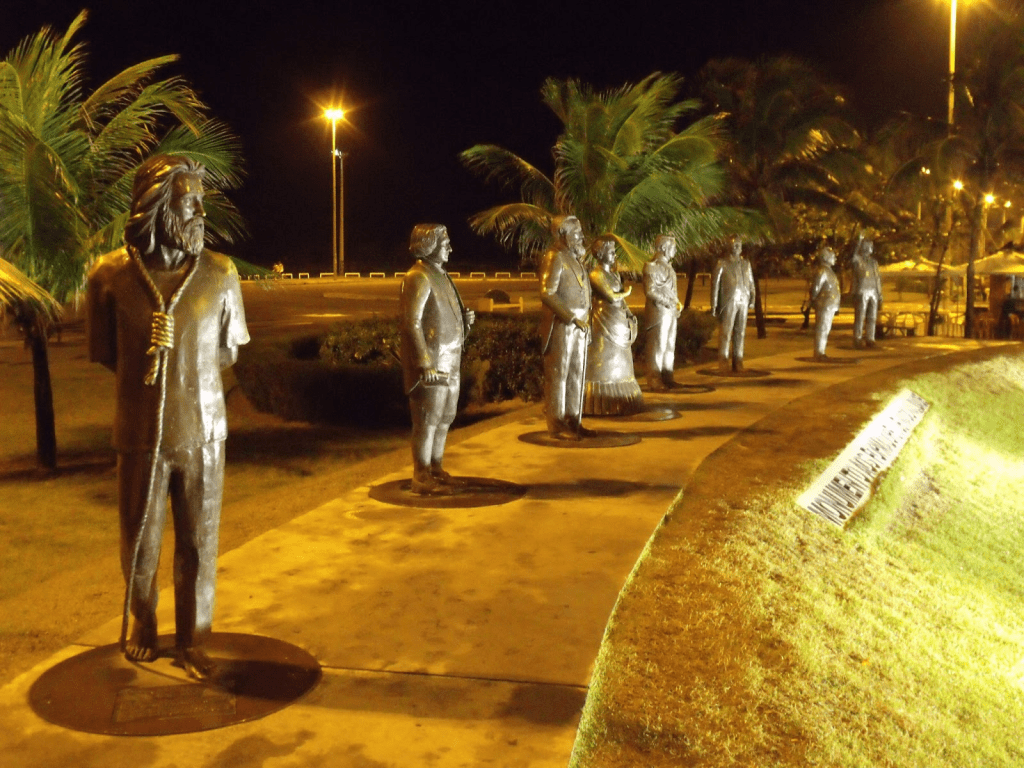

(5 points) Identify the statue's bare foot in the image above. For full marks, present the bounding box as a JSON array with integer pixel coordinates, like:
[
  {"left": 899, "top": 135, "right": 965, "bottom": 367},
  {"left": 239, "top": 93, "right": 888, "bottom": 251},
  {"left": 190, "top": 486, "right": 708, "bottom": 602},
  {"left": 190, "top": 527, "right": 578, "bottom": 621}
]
[
  {"left": 175, "top": 646, "right": 217, "bottom": 681},
  {"left": 550, "top": 428, "right": 582, "bottom": 441},
  {"left": 124, "top": 617, "right": 158, "bottom": 662},
  {"left": 411, "top": 471, "right": 441, "bottom": 494},
  {"left": 430, "top": 467, "right": 452, "bottom": 483},
  {"left": 575, "top": 425, "right": 599, "bottom": 438}
]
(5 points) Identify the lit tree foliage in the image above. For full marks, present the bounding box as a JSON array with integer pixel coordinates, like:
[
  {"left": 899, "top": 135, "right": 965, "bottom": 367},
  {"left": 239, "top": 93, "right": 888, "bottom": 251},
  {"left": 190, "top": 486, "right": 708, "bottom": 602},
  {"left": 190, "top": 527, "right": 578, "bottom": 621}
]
[
  {"left": 0, "top": 11, "right": 246, "bottom": 468},
  {"left": 461, "top": 73, "right": 760, "bottom": 271}
]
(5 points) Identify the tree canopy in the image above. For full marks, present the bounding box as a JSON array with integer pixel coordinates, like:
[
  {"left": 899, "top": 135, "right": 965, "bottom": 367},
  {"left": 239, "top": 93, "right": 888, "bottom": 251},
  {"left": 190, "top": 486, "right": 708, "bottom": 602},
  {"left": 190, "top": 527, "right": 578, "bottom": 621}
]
[{"left": 461, "top": 73, "right": 760, "bottom": 270}]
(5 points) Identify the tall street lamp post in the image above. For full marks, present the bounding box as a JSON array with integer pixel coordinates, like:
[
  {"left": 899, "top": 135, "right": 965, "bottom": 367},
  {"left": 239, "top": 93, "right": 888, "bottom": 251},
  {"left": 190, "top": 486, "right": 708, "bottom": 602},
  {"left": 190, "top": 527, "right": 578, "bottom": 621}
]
[
  {"left": 325, "top": 108, "right": 345, "bottom": 276},
  {"left": 948, "top": 0, "right": 958, "bottom": 131}
]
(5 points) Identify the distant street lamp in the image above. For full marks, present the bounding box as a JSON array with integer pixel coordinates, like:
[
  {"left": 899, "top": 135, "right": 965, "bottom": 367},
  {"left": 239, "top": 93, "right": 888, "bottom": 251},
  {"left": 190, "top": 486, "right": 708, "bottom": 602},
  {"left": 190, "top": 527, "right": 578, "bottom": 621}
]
[
  {"left": 948, "top": 0, "right": 958, "bottom": 130},
  {"left": 325, "top": 108, "right": 345, "bottom": 276}
]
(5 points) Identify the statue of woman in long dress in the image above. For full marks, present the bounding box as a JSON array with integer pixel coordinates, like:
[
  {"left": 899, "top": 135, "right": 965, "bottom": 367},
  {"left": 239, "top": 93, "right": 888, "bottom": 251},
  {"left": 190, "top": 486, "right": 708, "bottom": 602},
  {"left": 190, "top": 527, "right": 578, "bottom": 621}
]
[{"left": 583, "top": 237, "right": 643, "bottom": 416}]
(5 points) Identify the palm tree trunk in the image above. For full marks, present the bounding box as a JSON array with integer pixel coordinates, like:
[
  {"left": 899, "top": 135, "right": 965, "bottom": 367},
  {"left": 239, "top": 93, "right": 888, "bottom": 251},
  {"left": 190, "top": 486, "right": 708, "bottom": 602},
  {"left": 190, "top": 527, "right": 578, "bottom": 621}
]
[
  {"left": 683, "top": 258, "right": 698, "bottom": 309},
  {"left": 753, "top": 275, "right": 767, "bottom": 338},
  {"left": 927, "top": 234, "right": 952, "bottom": 336},
  {"left": 23, "top": 313, "right": 57, "bottom": 469},
  {"left": 965, "top": 195, "right": 985, "bottom": 339}
]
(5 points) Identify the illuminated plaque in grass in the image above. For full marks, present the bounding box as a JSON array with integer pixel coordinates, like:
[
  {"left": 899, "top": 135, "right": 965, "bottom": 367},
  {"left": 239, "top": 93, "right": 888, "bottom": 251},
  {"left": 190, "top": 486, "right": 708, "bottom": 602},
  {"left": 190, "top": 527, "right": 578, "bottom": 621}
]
[{"left": 798, "top": 388, "right": 930, "bottom": 527}]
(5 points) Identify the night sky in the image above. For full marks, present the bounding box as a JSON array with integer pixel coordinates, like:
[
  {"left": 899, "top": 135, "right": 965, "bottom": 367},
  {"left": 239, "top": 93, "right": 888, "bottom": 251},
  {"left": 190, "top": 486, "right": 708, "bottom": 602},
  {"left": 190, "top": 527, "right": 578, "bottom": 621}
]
[{"left": 2, "top": 0, "right": 975, "bottom": 273}]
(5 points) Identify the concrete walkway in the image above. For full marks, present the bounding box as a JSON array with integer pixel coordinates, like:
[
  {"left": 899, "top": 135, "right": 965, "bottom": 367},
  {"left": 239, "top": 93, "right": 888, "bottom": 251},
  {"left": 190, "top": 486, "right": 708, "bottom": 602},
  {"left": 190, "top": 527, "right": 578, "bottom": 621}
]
[{"left": 0, "top": 336, "right": 995, "bottom": 767}]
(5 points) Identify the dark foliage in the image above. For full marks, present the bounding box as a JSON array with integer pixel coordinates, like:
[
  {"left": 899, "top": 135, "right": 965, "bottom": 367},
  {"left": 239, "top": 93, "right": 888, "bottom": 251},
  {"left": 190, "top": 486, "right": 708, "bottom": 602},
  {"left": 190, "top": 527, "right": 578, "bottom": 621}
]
[
  {"left": 675, "top": 309, "right": 718, "bottom": 361},
  {"left": 235, "top": 311, "right": 715, "bottom": 425},
  {"left": 462, "top": 315, "right": 545, "bottom": 403},
  {"left": 234, "top": 339, "right": 408, "bottom": 426}
]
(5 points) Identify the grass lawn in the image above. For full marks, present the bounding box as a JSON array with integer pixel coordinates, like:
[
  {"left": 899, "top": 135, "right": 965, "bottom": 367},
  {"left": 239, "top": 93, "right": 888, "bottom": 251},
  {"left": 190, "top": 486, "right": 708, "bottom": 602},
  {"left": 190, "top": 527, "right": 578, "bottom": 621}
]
[{"left": 571, "top": 347, "right": 1024, "bottom": 767}]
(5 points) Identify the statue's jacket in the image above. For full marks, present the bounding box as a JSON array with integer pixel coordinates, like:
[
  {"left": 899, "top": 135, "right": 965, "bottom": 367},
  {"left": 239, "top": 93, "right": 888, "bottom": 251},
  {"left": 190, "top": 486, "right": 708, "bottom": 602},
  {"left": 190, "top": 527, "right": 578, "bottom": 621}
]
[
  {"left": 809, "top": 265, "right": 841, "bottom": 310},
  {"left": 711, "top": 256, "right": 756, "bottom": 315},
  {"left": 86, "top": 248, "right": 249, "bottom": 453},
  {"left": 852, "top": 255, "right": 883, "bottom": 299},
  {"left": 538, "top": 247, "right": 592, "bottom": 354},
  {"left": 399, "top": 259, "right": 465, "bottom": 394},
  {"left": 643, "top": 259, "right": 679, "bottom": 329}
]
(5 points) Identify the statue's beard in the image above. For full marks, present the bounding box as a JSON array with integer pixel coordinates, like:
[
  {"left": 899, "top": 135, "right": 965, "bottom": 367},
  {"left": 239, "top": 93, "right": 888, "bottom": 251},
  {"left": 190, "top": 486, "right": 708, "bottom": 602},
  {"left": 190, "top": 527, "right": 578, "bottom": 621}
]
[{"left": 162, "top": 209, "right": 205, "bottom": 256}]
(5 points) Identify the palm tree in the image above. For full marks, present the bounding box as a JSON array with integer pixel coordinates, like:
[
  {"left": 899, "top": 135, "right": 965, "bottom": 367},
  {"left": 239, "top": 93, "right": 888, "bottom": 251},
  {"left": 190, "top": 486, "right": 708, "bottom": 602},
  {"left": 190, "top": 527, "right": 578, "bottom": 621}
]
[
  {"left": 873, "top": 111, "right": 966, "bottom": 335},
  {"left": 0, "top": 11, "right": 246, "bottom": 469},
  {"left": 697, "top": 56, "right": 865, "bottom": 337},
  {"left": 940, "top": 11, "right": 1024, "bottom": 338},
  {"left": 460, "top": 73, "right": 758, "bottom": 271}
]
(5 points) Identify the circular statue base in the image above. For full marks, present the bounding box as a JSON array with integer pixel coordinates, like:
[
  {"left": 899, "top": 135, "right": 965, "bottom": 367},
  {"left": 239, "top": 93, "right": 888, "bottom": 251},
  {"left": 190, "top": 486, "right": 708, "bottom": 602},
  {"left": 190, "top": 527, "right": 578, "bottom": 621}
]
[
  {"left": 518, "top": 430, "right": 641, "bottom": 448},
  {"left": 368, "top": 476, "right": 527, "bottom": 508},
  {"left": 697, "top": 367, "right": 771, "bottom": 378},
  {"left": 606, "top": 406, "right": 680, "bottom": 422},
  {"left": 795, "top": 355, "right": 860, "bottom": 365},
  {"left": 28, "top": 633, "right": 321, "bottom": 736},
  {"left": 653, "top": 383, "right": 717, "bottom": 395}
]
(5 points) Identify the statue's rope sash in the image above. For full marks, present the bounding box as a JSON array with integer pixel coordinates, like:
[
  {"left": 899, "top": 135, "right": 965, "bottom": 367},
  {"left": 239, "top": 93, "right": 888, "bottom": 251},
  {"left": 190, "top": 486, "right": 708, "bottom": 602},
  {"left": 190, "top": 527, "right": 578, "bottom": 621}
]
[{"left": 119, "top": 247, "right": 200, "bottom": 652}]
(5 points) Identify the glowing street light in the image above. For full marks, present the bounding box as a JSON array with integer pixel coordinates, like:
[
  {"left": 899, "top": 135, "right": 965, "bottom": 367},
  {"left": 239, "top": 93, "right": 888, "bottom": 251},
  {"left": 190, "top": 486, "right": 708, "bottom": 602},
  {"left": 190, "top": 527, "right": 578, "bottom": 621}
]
[
  {"left": 984, "top": 193, "right": 996, "bottom": 205},
  {"left": 953, "top": 179, "right": 964, "bottom": 191},
  {"left": 948, "top": 0, "right": 958, "bottom": 130},
  {"left": 325, "top": 107, "right": 346, "bottom": 276}
]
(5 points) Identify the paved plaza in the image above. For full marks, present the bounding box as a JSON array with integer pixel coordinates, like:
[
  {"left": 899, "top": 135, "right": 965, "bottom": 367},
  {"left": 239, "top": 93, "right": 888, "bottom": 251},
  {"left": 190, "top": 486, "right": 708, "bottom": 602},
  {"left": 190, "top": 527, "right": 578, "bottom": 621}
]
[{"left": 0, "top": 326, "right": 1003, "bottom": 767}]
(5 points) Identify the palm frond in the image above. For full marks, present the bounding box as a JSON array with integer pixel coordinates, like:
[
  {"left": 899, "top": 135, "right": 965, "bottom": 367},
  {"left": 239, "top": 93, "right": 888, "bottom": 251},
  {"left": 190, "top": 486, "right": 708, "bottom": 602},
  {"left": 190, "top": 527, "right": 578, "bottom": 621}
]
[
  {"left": 80, "top": 54, "right": 180, "bottom": 130},
  {"left": 459, "top": 144, "right": 555, "bottom": 207},
  {"left": 0, "top": 255, "right": 62, "bottom": 322},
  {"left": 468, "top": 202, "right": 554, "bottom": 257}
]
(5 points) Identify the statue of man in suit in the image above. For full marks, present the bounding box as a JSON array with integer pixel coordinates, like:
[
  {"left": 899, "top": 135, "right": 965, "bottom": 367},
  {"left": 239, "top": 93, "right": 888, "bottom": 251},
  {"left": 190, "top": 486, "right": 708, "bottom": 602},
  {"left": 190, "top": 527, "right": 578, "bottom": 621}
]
[
  {"left": 399, "top": 224, "right": 475, "bottom": 493},
  {"left": 851, "top": 234, "right": 883, "bottom": 348},
  {"left": 643, "top": 234, "right": 683, "bottom": 390},
  {"left": 808, "top": 245, "right": 841, "bottom": 360},
  {"left": 711, "top": 237, "right": 756, "bottom": 373},
  {"left": 538, "top": 215, "right": 594, "bottom": 440}
]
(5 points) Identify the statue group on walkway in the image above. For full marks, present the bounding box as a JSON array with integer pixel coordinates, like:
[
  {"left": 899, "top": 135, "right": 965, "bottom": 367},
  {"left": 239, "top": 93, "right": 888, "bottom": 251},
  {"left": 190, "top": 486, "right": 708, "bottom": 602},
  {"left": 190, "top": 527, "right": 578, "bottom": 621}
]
[
  {"left": 85, "top": 156, "right": 890, "bottom": 680},
  {"left": 805, "top": 234, "right": 884, "bottom": 359}
]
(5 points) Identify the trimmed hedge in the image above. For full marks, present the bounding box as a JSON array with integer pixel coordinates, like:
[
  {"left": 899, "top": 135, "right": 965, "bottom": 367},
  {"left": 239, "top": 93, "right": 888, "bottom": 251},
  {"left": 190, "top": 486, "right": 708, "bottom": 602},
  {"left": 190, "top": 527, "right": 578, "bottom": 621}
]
[
  {"left": 234, "top": 341, "right": 408, "bottom": 426},
  {"left": 234, "top": 311, "right": 714, "bottom": 425},
  {"left": 674, "top": 309, "right": 718, "bottom": 361}
]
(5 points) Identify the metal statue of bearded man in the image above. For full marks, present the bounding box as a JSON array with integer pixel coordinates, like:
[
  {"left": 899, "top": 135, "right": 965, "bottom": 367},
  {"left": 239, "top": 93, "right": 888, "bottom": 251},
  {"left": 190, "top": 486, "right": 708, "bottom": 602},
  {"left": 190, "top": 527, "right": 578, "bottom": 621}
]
[{"left": 86, "top": 155, "right": 249, "bottom": 680}]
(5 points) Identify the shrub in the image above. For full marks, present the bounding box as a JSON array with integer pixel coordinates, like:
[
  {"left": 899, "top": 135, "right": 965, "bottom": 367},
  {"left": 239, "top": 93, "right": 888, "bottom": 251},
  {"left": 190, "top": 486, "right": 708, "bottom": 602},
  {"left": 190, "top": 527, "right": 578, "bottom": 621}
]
[
  {"left": 235, "top": 309, "right": 714, "bottom": 426},
  {"left": 463, "top": 314, "right": 544, "bottom": 403},
  {"left": 234, "top": 336, "right": 408, "bottom": 426},
  {"left": 675, "top": 309, "right": 717, "bottom": 361},
  {"left": 318, "top": 316, "right": 402, "bottom": 366},
  {"left": 235, "top": 314, "right": 548, "bottom": 426}
]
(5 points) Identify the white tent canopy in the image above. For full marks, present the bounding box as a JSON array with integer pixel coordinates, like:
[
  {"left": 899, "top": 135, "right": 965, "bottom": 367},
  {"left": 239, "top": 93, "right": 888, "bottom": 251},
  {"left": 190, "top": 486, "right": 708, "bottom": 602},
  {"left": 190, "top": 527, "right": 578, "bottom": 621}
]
[
  {"left": 879, "top": 258, "right": 945, "bottom": 274},
  {"left": 947, "top": 251, "right": 1024, "bottom": 276}
]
